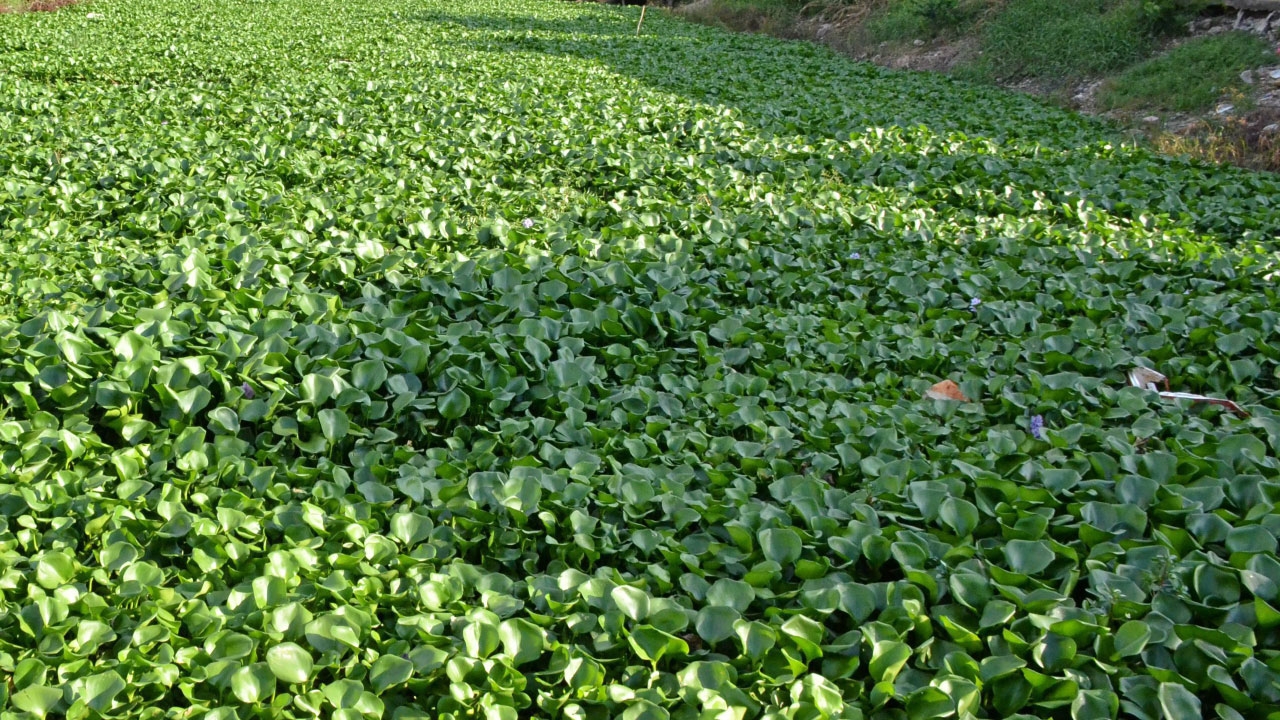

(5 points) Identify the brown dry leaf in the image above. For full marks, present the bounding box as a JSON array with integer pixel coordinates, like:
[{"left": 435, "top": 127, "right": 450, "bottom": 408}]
[{"left": 925, "top": 379, "right": 969, "bottom": 402}]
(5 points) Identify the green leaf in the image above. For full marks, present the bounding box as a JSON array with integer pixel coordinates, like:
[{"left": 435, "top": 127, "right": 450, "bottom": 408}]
[
  {"left": 301, "top": 374, "right": 335, "bottom": 406},
  {"left": 706, "top": 578, "right": 755, "bottom": 612},
  {"left": 611, "top": 585, "right": 652, "bottom": 622},
  {"left": 1216, "top": 332, "right": 1250, "bottom": 355},
  {"left": 1157, "top": 682, "right": 1201, "bottom": 720},
  {"left": 1033, "top": 633, "right": 1076, "bottom": 672},
  {"left": 950, "top": 570, "right": 992, "bottom": 611},
  {"left": 1113, "top": 620, "right": 1151, "bottom": 658},
  {"left": 565, "top": 656, "right": 605, "bottom": 690},
  {"left": 734, "top": 620, "right": 777, "bottom": 661},
  {"left": 1226, "top": 525, "right": 1277, "bottom": 554},
  {"left": 498, "top": 618, "right": 545, "bottom": 666},
  {"left": 628, "top": 625, "right": 688, "bottom": 665},
  {"left": 318, "top": 408, "right": 350, "bottom": 442},
  {"left": 792, "top": 674, "right": 845, "bottom": 717},
  {"left": 758, "top": 526, "right": 803, "bottom": 565},
  {"left": 621, "top": 699, "right": 670, "bottom": 720},
  {"left": 1193, "top": 564, "right": 1241, "bottom": 605},
  {"left": 1004, "top": 539, "right": 1055, "bottom": 575},
  {"left": 369, "top": 654, "right": 414, "bottom": 692},
  {"left": 323, "top": 679, "right": 364, "bottom": 709},
  {"left": 209, "top": 406, "right": 241, "bottom": 434},
  {"left": 696, "top": 606, "right": 740, "bottom": 645},
  {"left": 440, "top": 387, "right": 471, "bottom": 420},
  {"left": 905, "top": 686, "right": 953, "bottom": 719},
  {"left": 870, "top": 640, "right": 912, "bottom": 683},
  {"left": 266, "top": 643, "right": 314, "bottom": 684},
  {"left": 207, "top": 630, "right": 256, "bottom": 660},
  {"left": 35, "top": 551, "right": 75, "bottom": 589},
  {"left": 352, "top": 359, "right": 388, "bottom": 391},
  {"left": 175, "top": 386, "right": 213, "bottom": 416},
  {"left": 70, "top": 671, "right": 125, "bottom": 713},
  {"left": 463, "top": 618, "right": 499, "bottom": 658},
  {"left": 12, "top": 686, "right": 63, "bottom": 718},
  {"left": 231, "top": 664, "right": 276, "bottom": 704},
  {"left": 980, "top": 654, "right": 1026, "bottom": 682},
  {"left": 524, "top": 336, "right": 551, "bottom": 365},
  {"left": 939, "top": 496, "right": 979, "bottom": 536},
  {"left": 1072, "top": 689, "right": 1119, "bottom": 720}
]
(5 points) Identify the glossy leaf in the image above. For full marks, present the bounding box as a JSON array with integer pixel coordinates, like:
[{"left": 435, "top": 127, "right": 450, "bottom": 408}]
[{"left": 266, "top": 643, "right": 314, "bottom": 685}]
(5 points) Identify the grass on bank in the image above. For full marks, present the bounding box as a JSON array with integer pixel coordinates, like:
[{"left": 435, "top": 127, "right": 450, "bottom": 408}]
[
  {"left": 1100, "top": 32, "right": 1276, "bottom": 111},
  {"left": 961, "top": 0, "right": 1155, "bottom": 82},
  {"left": 863, "top": 0, "right": 986, "bottom": 42},
  {"left": 682, "top": 0, "right": 1218, "bottom": 86}
]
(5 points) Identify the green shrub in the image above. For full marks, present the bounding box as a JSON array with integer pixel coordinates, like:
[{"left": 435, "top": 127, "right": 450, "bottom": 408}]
[{"left": 1100, "top": 32, "right": 1275, "bottom": 111}]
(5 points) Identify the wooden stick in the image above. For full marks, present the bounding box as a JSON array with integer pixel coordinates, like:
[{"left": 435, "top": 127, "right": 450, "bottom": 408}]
[{"left": 636, "top": 5, "right": 646, "bottom": 35}]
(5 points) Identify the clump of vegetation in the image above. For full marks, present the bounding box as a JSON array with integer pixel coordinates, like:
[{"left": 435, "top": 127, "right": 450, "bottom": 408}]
[
  {"left": 968, "top": 0, "right": 1154, "bottom": 81},
  {"left": 676, "top": 0, "right": 810, "bottom": 35},
  {"left": 0, "top": 0, "right": 80, "bottom": 12},
  {"left": 5, "top": 0, "right": 1280, "bottom": 719},
  {"left": 864, "top": 0, "right": 986, "bottom": 41},
  {"left": 1137, "top": 0, "right": 1212, "bottom": 35},
  {"left": 1101, "top": 32, "right": 1276, "bottom": 111}
]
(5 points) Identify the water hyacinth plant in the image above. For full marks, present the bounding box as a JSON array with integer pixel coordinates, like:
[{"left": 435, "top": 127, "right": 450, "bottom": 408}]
[{"left": 2, "top": 0, "right": 1280, "bottom": 719}]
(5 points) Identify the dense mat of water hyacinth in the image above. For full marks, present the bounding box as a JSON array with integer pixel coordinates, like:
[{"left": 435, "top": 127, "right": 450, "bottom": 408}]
[{"left": 3, "top": 0, "right": 1280, "bottom": 718}]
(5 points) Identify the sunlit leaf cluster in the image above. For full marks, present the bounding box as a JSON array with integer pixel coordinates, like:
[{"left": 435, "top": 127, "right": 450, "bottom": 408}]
[{"left": 3, "top": 1, "right": 1280, "bottom": 719}]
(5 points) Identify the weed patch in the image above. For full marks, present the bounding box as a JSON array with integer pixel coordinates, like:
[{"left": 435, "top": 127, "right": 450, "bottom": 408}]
[
  {"left": 864, "top": 0, "right": 986, "bottom": 41},
  {"left": 1101, "top": 32, "right": 1275, "bottom": 111},
  {"left": 972, "top": 0, "right": 1153, "bottom": 81}
]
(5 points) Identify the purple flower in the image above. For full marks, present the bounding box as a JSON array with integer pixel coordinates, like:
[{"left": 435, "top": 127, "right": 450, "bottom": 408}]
[
  {"left": 522, "top": 218, "right": 534, "bottom": 229},
  {"left": 1030, "top": 414, "right": 1045, "bottom": 440},
  {"left": 242, "top": 382, "right": 255, "bottom": 399},
  {"left": 850, "top": 252, "right": 861, "bottom": 260},
  {"left": 969, "top": 297, "right": 981, "bottom": 308}
]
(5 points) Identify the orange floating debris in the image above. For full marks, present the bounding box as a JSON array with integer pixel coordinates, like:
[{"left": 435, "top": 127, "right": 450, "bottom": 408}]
[{"left": 925, "top": 379, "right": 970, "bottom": 402}]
